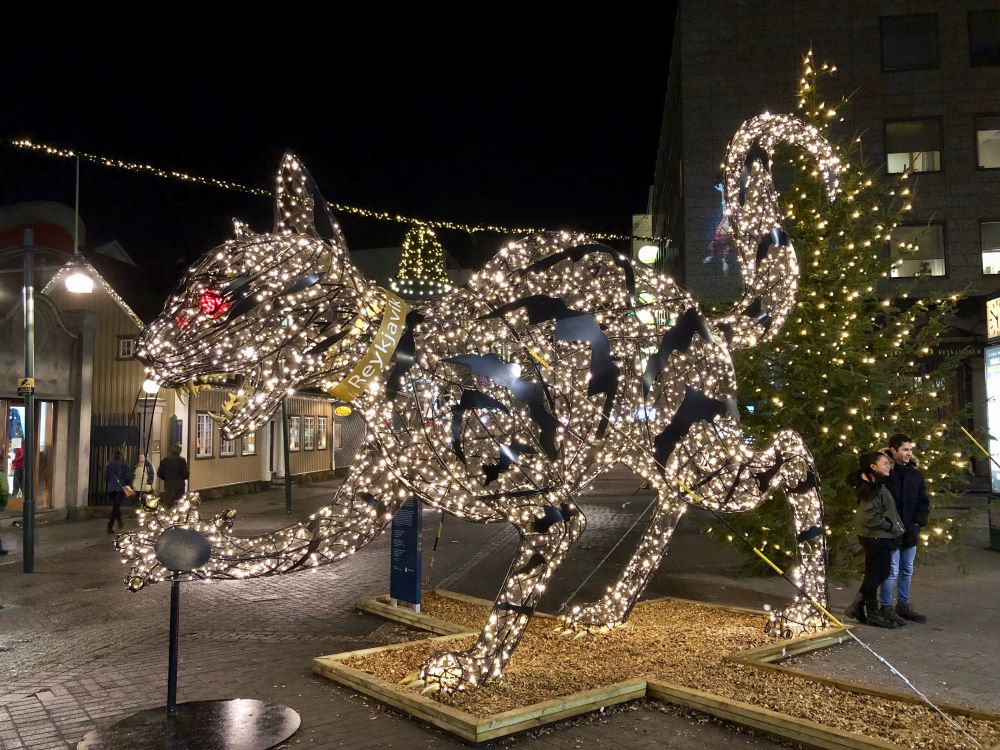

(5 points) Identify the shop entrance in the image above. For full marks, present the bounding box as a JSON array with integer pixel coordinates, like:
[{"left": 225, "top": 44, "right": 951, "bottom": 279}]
[{"left": 2, "top": 398, "right": 56, "bottom": 511}]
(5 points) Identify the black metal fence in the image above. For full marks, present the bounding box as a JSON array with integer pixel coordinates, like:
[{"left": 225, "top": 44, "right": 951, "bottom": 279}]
[{"left": 88, "top": 414, "right": 139, "bottom": 506}]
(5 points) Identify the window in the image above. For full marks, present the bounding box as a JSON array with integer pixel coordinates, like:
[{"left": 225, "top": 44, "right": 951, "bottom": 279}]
[
  {"left": 196, "top": 413, "right": 213, "bottom": 458},
  {"left": 303, "top": 416, "right": 315, "bottom": 450},
  {"left": 317, "top": 417, "right": 328, "bottom": 449},
  {"left": 117, "top": 337, "right": 136, "bottom": 360},
  {"left": 220, "top": 435, "right": 236, "bottom": 457},
  {"left": 890, "top": 224, "right": 946, "bottom": 278},
  {"left": 982, "top": 222, "right": 1000, "bottom": 275},
  {"left": 333, "top": 421, "right": 342, "bottom": 450},
  {"left": 970, "top": 10, "right": 1000, "bottom": 67},
  {"left": 288, "top": 416, "right": 301, "bottom": 451},
  {"left": 977, "top": 116, "right": 1000, "bottom": 169},
  {"left": 880, "top": 14, "right": 939, "bottom": 71},
  {"left": 885, "top": 119, "right": 941, "bottom": 174},
  {"left": 243, "top": 431, "right": 257, "bottom": 455}
]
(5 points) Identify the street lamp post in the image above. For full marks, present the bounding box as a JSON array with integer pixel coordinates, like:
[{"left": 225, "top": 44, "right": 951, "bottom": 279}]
[
  {"left": 281, "top": 396, "right": 292, "bottom": 514},
  {"left": 21, "top": 234, "right": 36, "bottom": 573},
  {"left": 7, "top": 225, "right": 93, "bottom": 573}
]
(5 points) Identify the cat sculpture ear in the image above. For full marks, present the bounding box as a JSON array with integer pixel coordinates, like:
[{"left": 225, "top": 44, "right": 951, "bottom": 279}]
[
  {"left": 232, "top": 219, "right": 255, "bottom": 241},
  {"left": 273, "top": 151, "right": 350, "bottom": 255}
]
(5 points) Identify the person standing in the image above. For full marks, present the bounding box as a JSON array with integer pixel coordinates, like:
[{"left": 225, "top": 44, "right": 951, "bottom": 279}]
[
  {"left": 0, "top": 453, "right": 9, "bottom": 555},
  {"left": 845, "top": 451, "right": 904, "bottom": 628},
  {"left": 106, "top": 452, "right": 134, "bottom": 534},
  {"left": 157, "top": 444, "right": 189, "bottom": 507},
  {"left": 133, "top": 452, "right": 155, "bottom": 499},
  {"left": 11, "top": 447, "right": 24, "bottom": 497},
  {"left": 879, "top": 433, "right": 930, "bottom": 623}
]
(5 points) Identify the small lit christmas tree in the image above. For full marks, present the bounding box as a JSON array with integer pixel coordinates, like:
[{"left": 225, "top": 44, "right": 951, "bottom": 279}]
[
  {"left": 713, "top": 51, "right": 968, "bottom": 576},
  {"left": 390, "top": 224, "right": 453, "bottom": 299}
]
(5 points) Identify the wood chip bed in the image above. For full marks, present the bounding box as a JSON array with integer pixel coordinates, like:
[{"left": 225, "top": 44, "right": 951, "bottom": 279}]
[{"left": 346, "top": 592, "right": 1000, "bottom": 749}]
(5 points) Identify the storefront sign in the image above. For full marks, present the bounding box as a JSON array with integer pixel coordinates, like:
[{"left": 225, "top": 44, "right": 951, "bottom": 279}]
[{"left": 933, "top": 344, "right": 984, "bottom": 358}]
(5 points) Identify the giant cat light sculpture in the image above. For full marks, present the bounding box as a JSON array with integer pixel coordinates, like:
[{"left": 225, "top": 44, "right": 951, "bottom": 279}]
[{"left": 121, "top": 113, "right": 840, "bottom": 693}]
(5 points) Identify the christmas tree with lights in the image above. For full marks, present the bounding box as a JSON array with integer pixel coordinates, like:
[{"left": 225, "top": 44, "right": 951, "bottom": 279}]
[
  {"left": 716, "top": 52, "right": 968, "bottom": 576},
  {"left": 390, "top": 224, "right": 453, "bottom": 299}
]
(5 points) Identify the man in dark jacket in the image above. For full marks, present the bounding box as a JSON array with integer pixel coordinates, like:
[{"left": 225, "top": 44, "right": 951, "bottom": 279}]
[
  {"left": 157, "top": 444, "right": 189, "bottom": 507},
  {"left": 879, "top": 433, "right": 930, "bottom": 623}
]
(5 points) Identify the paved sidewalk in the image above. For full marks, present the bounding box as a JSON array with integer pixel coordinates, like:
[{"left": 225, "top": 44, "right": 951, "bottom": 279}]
[{"left": 0, "top": 471, "right": 997, "bottom": 749}]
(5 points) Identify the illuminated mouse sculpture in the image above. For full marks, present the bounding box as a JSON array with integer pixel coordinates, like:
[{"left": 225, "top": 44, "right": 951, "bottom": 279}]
[{"left": 120, "top": 113, "right": 840, "bottom": 694}]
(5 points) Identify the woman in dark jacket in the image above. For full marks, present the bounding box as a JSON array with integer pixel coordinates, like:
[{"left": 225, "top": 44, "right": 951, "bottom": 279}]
[
  {"left": 845, "top": 451, "right": 904, "bottom": 628},
  {"left": 106, "top": 452, "right": 134, "bottom": 535}
]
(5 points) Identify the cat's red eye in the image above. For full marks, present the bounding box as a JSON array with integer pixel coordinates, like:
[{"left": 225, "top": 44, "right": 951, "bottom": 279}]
[{"left": 199, "top": 289, "right": 229, "bottom": 319}]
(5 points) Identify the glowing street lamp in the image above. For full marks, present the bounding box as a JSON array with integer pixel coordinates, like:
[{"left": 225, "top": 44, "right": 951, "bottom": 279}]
[
  {"left": 637, "top": 244, "right": 659, "bottom": 265},
  {"left": 64, "top": 265, "right": 95, "bottom": 294}
]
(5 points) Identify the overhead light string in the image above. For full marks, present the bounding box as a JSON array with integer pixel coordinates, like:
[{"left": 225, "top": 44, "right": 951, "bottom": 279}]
[{"left": 3, "top": 137, "right": 667, "bottom": 244}]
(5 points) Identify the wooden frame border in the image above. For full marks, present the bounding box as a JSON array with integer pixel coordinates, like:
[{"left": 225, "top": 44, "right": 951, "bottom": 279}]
[
  {"left": 647, "top": 680, "right": 899, "bottom": 750},
  {"left": 312, "top": 590, "right": 999, "bottom": 747}
]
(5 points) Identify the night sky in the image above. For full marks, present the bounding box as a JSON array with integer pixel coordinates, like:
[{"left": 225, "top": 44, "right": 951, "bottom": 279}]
[{"left": 1, "top": 4, "right": 676, "bottom": 301}]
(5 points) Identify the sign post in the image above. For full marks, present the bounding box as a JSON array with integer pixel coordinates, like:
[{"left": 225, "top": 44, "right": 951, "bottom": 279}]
[
  {"left": 389, "top": 498, "right": 422, "bottom": 611},
  {"left": 21, "top": 247, "right": 35, "bottom": 574}
]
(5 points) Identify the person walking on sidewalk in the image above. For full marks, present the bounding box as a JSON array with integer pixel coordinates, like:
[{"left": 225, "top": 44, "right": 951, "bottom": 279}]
[
  {"left": 845, "top": 451, "right": 904, "bottom": 629},
  {"left": 157, "top": 444, "right": 189, "bottom": 507},
  {"left": 879, "top": 433, "right": 930, "bottom": 624},
  {"left": 0, "top": 453, "right": 9, "bottom": 555},
  {"left": 11, "top": 446, "right": 24, "bottom": 497},
  {"left": 106, "top": 452, "right": 134, "bottom": 535}
]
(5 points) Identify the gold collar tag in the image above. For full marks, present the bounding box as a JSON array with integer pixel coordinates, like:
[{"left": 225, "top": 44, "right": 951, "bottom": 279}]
[{"left": 329, "top": 290, "right": 409, "bottom": 402}]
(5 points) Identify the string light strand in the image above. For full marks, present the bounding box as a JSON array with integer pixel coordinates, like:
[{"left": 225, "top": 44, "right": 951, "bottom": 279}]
[{"left": 3, "top": 137, "right": 665, "bottom": 243}]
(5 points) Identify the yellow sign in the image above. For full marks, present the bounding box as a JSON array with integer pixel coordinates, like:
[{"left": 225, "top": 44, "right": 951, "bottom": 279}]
[
  {"left": 334, "top": 405, "right": 352, "bottom": 417},
  {"left": 989, "top": 297, "right": 1000, "bottom": 341},
  {"left": 328, "top": 290, "right": 409, "bottom": 403},
  {"left": 17, "top": 377, "right": 35, "bottom": 395}
]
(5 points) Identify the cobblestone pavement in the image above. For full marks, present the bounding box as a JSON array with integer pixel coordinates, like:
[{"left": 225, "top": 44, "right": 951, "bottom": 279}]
[
  {"left": 0, "top": 470, "right": 996, "bottom": 749},
  {"left": 783, "top": 538, "right": 1000, "bottom": 713}
]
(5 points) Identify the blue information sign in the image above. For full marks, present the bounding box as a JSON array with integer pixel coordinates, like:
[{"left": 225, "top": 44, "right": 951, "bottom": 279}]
[{"left": 389, "top": 497, "right": 422, "bottom": 607}]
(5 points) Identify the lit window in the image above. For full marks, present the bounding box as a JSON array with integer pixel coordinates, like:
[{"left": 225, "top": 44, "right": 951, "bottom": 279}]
[
  {"left": 982, "top": 222, "right": 1000, "bottom": 275},
  {"left": 288, "top": 416, "right": 301, "bottom": 451},
  {"left": 243, "top": 432, "right": 256, "bottom": 455},
  {"left": 317, "top": 417, "right": 328, "bottom": 450},
  {"left": 303, "top": 416, "right": 315, "bottom": 450},
  {"left": 220, "top": 436, "right": 235, "bottom": 457},
  {"left": 970, "top": 10, "right": 1000, "bottom": 67},
  {"left": 880, "top": 14, "right": 939, "bottom": 71},
  {"left": 117, "top": 337, "right": 136, "bottom": 360},
  {"left": 885, "top": 119, "right": 941, "bottom": 174},
  {"left": 890, "top": 224, "right": 946, "bottom": 278},
  {"left": 976, "top": 116, "right": 1000, "bottom": 169},
  {"left": 196, "top": 413, "right": 213, "bottom": 458}
]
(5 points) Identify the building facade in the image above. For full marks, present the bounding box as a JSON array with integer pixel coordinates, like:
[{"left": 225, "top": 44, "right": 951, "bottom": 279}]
[
  {"left": 0, "top": 202, "right": 347, "bottom": 521},
  {"left": 182, "top": 389, "right": 337, "bottom": 493},
  {"left": 0, "top": 205, "right": 486, "bottom": 519},
  {"left": 651, "top": 0, "right": 1000, "bottom": 474},
  {"left": 654, "top": 0, "right": 1000, "bottom": 300}
]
